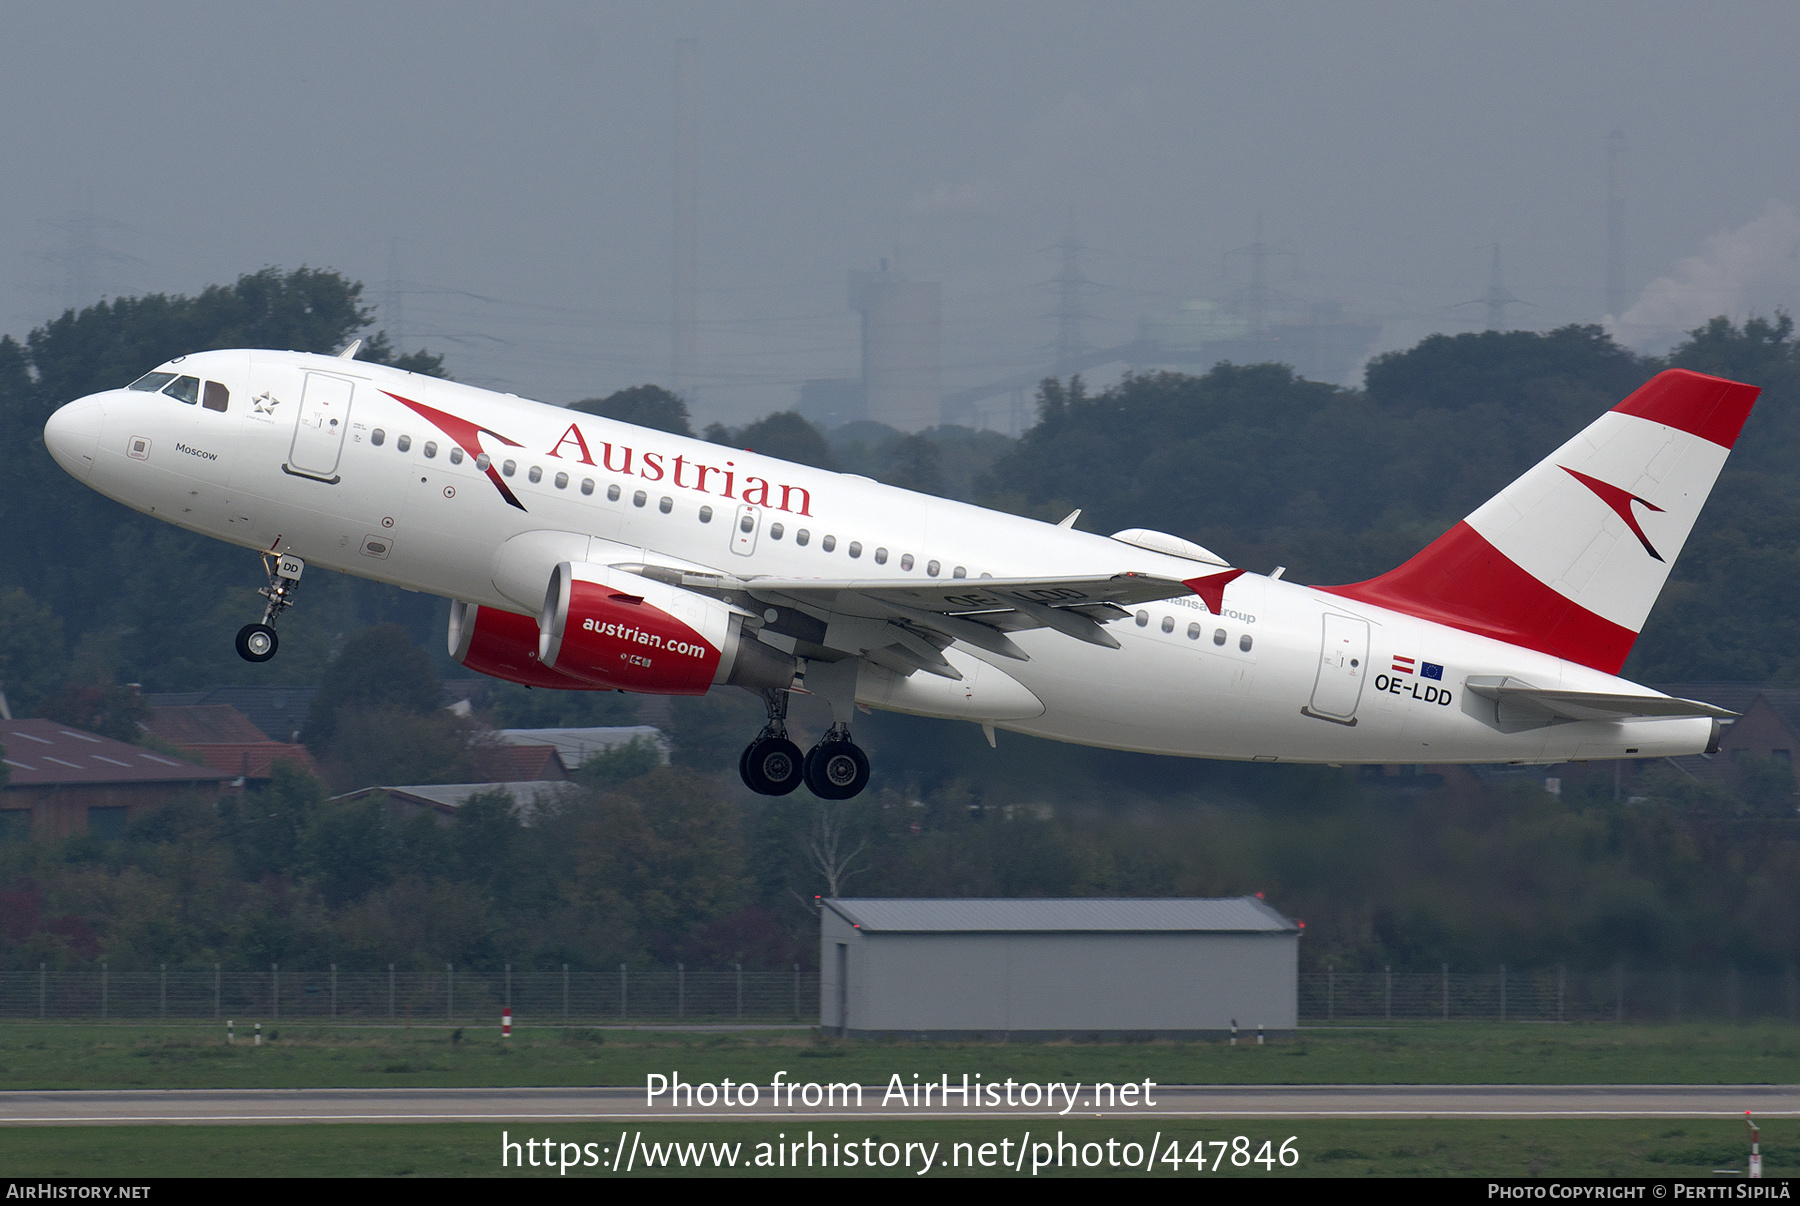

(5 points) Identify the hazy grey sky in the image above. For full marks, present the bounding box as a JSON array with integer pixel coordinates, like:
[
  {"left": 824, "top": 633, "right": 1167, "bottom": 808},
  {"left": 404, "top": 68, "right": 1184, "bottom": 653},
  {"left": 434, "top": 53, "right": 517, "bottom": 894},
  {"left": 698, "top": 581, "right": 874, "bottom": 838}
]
[{"left": 5, "top": 2, "right": 1799, "bottom": 422}]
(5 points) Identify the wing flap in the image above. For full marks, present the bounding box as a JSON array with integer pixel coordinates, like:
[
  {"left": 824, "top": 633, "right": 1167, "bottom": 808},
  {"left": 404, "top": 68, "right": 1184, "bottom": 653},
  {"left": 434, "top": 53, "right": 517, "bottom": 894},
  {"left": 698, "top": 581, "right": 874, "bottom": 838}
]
[{"left": 615, "top": 564, "right": 1187, "bottom": 663}]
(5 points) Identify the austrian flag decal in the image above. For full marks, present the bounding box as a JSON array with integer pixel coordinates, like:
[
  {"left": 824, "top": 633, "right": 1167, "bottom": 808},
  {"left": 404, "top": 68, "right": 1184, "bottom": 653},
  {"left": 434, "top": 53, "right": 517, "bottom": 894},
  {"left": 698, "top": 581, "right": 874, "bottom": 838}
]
[{"left": 1390, "top": 655, "right": 1443, "bottom": 679}]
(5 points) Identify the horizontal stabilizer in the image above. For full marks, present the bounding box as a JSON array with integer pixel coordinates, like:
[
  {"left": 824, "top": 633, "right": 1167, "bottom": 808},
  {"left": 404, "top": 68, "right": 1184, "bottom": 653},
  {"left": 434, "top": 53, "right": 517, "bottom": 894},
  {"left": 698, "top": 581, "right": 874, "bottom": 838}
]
[{"left": 1464, "top": 676, "right": 1737, "bottom": 723}]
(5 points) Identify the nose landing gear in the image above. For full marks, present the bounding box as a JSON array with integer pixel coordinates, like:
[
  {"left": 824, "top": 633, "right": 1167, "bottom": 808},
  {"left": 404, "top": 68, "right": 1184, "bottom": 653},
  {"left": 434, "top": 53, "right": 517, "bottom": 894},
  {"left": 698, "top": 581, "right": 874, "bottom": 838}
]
[{"left": 236, "top": 552, "right": 304, "bottom": 663}]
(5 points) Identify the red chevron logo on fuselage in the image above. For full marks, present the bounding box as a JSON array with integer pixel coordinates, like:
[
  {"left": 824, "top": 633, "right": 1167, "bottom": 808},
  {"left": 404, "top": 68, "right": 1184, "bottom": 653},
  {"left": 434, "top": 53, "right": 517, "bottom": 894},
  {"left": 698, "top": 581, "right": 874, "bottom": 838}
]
[
  {"left": 384, "top": 391, "right": 528, "bottom": 511},
  {"left": 1561, "top": 466, "right": 1665, "bottom": 561}
]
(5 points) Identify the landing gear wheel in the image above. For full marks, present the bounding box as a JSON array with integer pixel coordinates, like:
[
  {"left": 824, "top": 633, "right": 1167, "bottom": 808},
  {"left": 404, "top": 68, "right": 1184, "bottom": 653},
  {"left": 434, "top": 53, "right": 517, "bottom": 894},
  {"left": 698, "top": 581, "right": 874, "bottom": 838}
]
[
  {"left": 740, "top": 736, "right": 805, "bottom": 796},
  {"left": 235, "top": 623, "right": 279, "bottom": 663},
  {"left": 804, "top": 740, "right": 870, "bottom": 800}
]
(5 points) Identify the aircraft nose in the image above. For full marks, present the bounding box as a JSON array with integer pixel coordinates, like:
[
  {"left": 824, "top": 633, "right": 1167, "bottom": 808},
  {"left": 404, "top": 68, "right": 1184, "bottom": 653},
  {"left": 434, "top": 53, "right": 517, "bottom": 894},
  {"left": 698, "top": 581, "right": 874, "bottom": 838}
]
[{"left": 44, "top": 395, "right": 106, "bottom": 479}]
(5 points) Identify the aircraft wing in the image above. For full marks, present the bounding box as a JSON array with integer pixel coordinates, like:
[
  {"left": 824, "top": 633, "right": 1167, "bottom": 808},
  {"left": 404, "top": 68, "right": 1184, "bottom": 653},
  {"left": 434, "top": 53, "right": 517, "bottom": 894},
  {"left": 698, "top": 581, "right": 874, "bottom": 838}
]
[
  {"left": 1463, "top": 677, "right": 1738, "bottom": 722},
  {"left": 617, "top": 564, "right": 1194, "bottom": 676}
]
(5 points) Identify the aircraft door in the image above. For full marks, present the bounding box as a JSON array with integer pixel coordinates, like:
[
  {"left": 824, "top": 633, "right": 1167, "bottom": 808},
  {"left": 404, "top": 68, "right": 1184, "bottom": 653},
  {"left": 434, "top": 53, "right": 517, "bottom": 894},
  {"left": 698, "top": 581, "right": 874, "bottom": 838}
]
[
  {"left": 1305, "top": 612, "right": 1369, "bottom": 724},
  {"left": 730, "top": 504, "right": 759, "bottom": 556},
  {"left": 286, "top": 372, "right": 355, "bottom": 480}
]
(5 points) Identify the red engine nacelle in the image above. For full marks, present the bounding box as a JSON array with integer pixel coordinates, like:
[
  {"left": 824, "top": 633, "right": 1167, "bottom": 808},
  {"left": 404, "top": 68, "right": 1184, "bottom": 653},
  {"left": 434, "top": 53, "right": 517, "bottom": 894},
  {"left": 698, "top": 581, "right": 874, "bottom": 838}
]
[
  {"left": 538, "top": 561, "right": 795, "bottom": 695},
  {"left": 448, "top": 600, "right": 614, "bottom": 691}
]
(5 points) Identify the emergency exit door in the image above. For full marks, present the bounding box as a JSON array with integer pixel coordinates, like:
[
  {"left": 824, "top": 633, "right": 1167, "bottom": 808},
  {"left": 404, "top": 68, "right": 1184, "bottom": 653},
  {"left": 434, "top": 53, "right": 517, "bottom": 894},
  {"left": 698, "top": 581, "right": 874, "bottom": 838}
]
[{"left": 1305, "top": 613, "right": 1370, "bottom": 724}]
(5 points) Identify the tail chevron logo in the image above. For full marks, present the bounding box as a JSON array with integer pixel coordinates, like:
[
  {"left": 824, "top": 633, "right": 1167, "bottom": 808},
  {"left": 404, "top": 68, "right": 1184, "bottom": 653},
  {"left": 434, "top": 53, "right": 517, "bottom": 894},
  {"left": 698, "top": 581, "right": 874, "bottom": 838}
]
[
  {"left": 1560, "top": 466, "right": 1666, "bottom": 562},
  {"left": 383, "top": 392, "right": 528, "bottom": 511}
]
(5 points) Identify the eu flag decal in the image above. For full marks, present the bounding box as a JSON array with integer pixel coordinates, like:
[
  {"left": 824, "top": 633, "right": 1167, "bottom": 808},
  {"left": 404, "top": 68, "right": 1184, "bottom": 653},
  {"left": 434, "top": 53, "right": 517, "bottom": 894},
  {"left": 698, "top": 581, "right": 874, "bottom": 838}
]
[{"left": 1421, "top": 662, "right": 1443, "bottom": 680}]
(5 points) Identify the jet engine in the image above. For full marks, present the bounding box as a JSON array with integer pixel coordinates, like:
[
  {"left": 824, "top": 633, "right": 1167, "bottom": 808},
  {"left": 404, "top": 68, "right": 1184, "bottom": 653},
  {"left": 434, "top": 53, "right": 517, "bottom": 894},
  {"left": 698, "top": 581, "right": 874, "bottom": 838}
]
[
  {"left": 448, "top": 600, "right": 614, "bottom": 690},
  {"left": 538, "top": 561, "right": 795, "bottom": 694}
]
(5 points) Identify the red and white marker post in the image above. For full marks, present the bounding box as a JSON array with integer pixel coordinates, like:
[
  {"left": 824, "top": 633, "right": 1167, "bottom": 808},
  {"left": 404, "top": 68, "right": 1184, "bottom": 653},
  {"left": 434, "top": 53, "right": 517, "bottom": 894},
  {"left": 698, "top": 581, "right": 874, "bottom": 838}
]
[
  {"left": 1748, "top": 1111, "right": 1761, "bottom": 1179},
  {"left": 502, "top": 1007, "right": 512, "bottom": 1039}
]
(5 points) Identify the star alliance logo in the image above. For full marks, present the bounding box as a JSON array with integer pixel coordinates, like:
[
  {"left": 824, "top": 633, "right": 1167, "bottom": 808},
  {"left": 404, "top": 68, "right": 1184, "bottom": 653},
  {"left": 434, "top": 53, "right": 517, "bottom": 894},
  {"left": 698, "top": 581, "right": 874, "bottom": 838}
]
[{"left": 252, "top": 392, "right": 280, "bottom": 416}]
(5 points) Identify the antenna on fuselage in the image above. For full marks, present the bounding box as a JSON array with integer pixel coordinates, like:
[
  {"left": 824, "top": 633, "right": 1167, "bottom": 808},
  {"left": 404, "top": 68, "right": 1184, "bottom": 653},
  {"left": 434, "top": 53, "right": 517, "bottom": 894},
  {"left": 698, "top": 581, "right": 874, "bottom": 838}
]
[{"left": 337, "top": 339, "right": 362, "bottom": 360}]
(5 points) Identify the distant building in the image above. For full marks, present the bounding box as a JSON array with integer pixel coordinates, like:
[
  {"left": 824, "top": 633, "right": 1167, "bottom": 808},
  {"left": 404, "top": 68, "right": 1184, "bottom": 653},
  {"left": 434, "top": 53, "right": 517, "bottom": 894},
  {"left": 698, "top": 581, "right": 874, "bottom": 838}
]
[
  {"left": 491, "top": 726, "right": 668, "bottom": 772},
  {"left": 147, "top": 686, "right": 317, "bottom": 744},
  {"left": 331, "top": 781, "right": 578, "bottom": 827},
  {"left": 849, "top": 267, "right": 941, "bottom": 432},
  {"left": 0, "top": 719, "right": 230, "bottom": 842},
  {"left": 143, "top": 703, "right": 317, "bottom": 784},
  {"left": 820, "top": 896, "right": 1300, "bottom": 1039},
  {"left": 1134, "top": 300, "right": 1380, "bottom": 388}
]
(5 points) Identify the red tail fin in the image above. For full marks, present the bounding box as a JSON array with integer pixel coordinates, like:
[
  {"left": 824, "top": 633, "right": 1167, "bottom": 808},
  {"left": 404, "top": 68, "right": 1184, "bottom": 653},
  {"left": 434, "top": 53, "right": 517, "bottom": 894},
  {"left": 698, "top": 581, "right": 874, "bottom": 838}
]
[{"left": 1318, "top": 369, "right": 1758, "bottom": 673}]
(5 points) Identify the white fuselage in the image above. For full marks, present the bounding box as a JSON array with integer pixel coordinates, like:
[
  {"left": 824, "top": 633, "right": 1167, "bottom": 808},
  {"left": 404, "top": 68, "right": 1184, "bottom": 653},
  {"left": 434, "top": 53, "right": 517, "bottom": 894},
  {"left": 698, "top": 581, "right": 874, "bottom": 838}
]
[{"left": 46, "top": 349, "right": 1714, "bottom": 765}]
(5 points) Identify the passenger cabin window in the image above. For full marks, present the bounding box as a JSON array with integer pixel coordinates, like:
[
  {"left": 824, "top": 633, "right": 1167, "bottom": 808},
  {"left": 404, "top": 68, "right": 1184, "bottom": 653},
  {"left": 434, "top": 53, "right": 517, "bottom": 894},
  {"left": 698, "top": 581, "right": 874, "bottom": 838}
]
[
  {"left": 607, "top": 484, "right": 620, "bottom": 501},
  {"left": 699, "top": 505, "right": 713, "bottom": 522},
  {"left": 953, "top": 566, "right": 966, "bottom": 579},
  {"left": 740, "top": 514, "right": 755, "bottom": 533},
  {"left": 633, "top": 490, "right": 647, "bottom": 507},
  {"left": 1135, "top": 611, "right": 1148, "bottom": 627},
  {"left": 581, "top": 478, "right": 595, "bottom": 495},
  {"left": 371, "top": 429, "right": 386, "bottom": 447},
  {"left": 527, "top": 465, "right": 541, "bottom": 483},
  {"left": 202, "top": 381, "right": 229, "bottom": 412},
  {"left": 926, "top": 560, "right": 940, "bottom": 577},
  {"left": 1240, "top": 634, "right": 1253, "bottom": 652},
  {"left": 475, "top": 453, "right": 491, "bottom": 471},
  {"left": 659, "top": 496, "right": 672, "bottom": 514},
  {"left": 554, "top": 471, "right": 568, "bottom": 489},
  {"left": 821, "top": 535, "right": 836, "bottom": 552},
  {"left": 770, "top": 523, "right": 784, "bottom": 540},
  {"left": 1161, "top": 615, "right": 1174, "bottom": 634},
  {"left": 796, "top": 529, "right": 810, "bottom": 546},
  {"left": 449, "top": 448, "right": 465, "bottom": 465},
  {"left": 501, "top": 459, "right": 514, "bottom": 476},
  {"left": 128, "top": 372, "right": 177, "bottom": 392},
  {"left": 848, "top": 541, "right": 862, "bottom": 559},
  {"left": 1187, "top": 622, "right": 1201, "bottom": 640},
  {"left": 1213, "top": 629, "right": 1226, "bottom": 645},
  {"left": 901, "top": 554, "right": 914, "bottom": 571},
  {"left": 163, "top": 376, "right": 201, "bottom": 405},
  {"left": 423, "top": 441, "right": 438, "bottom": 458},
  {"left": 398, "top": 435, "right": 413, "bottom": 453},
  {"left": 874, "top": 547, "right": 888, "bottom": 565}
]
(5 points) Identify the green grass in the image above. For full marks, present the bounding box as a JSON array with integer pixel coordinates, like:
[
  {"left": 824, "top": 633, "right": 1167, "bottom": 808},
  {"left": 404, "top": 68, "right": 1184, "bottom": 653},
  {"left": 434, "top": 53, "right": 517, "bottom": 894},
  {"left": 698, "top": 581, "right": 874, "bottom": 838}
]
[
  {"left": 0, "top": 1022, "right": 1796, "bottom": 1090},
  {"left": 0, "top": 1119, "right": 1787, "bottom": 1178}
]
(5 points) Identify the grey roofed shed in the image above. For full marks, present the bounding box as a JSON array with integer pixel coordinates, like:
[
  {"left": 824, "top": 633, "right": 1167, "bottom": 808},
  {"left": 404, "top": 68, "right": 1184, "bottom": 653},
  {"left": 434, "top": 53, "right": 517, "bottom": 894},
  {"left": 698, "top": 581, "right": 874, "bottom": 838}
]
[{"left": 820, "top": 897, "right": 1299, "bottom": 1039}]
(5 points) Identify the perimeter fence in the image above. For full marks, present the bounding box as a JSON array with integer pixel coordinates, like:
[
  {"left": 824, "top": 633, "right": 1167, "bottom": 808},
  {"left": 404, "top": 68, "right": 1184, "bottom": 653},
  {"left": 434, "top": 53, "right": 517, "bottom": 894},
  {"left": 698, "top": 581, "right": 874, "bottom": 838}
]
[
  {"left": 5, "top": 963, "right": 1796, "bottom": 1026},
  {"left": 0, "top": 963, "right": 819, "bottom": 1025},
  {"left": 1302, "top": 965, "right": 1800, "bottom": 1023}
]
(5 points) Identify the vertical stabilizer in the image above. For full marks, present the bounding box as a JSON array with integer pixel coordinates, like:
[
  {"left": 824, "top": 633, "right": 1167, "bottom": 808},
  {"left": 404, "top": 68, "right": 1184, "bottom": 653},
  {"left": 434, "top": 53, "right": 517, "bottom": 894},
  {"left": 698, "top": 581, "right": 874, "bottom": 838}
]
[{"left": 1319, "top": 369, "right": 1759, "bottom": 673}]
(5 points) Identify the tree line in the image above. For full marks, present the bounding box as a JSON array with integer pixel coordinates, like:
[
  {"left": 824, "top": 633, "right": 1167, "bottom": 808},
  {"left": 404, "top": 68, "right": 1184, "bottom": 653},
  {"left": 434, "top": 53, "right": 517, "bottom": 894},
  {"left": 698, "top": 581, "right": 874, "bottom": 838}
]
[{"left": 0, "top": 271, "right": 1796, "bottom": 976}]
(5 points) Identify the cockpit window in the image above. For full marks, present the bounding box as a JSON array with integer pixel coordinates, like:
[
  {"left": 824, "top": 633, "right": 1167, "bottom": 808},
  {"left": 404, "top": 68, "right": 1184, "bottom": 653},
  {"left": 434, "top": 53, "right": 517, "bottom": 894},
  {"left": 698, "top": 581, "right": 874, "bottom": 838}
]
[
  {"left": 128, "top": 372, "right": 177, "bottom": 392},
  {"left": 162, "top": 376, "right": 201, "bottom": 405},
  {"left": 202, "top": 381, "right": 229, "bottom": 413}
]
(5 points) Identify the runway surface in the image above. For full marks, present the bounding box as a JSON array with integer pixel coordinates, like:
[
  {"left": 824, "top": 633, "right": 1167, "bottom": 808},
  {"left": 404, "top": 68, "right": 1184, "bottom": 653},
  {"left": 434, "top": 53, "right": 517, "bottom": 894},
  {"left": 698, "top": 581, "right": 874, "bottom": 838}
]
[{"left": 2, "top": 1084, "right": 1795, "bottom": 1124}]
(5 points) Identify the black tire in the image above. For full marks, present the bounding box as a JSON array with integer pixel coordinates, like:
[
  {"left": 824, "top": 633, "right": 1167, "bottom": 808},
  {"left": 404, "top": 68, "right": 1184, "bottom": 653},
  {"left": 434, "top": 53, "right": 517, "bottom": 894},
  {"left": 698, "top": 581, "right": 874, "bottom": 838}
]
[
  {"left": 804, "top": 740, "right": 870, "bottom": 800},
  {"left": 235, "top": 623, "right": 278, "bottom": 663},
  {"left": 743, "top": 737, "right": 804, "bottom": 796}
]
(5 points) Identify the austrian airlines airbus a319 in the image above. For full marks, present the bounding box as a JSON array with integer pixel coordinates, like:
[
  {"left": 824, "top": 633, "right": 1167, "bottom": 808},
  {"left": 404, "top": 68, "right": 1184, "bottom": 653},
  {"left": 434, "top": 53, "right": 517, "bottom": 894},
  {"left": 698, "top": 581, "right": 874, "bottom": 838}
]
[{"left": 42, "top": 349, "right": 1757, "bottom": 798}]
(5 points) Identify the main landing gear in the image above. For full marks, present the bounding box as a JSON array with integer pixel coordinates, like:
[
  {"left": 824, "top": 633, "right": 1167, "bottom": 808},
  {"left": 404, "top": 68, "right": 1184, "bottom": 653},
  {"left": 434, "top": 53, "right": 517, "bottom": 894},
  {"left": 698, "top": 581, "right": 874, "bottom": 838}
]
[
  {"left": 740, "top": 689, "right": 804, "bottom": 796},
  {"left": 236, "top": 552, "right": 304, "bottom": 663},
  {"left": 738, "top": 690, "right": 871, "bottom": 799}
]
